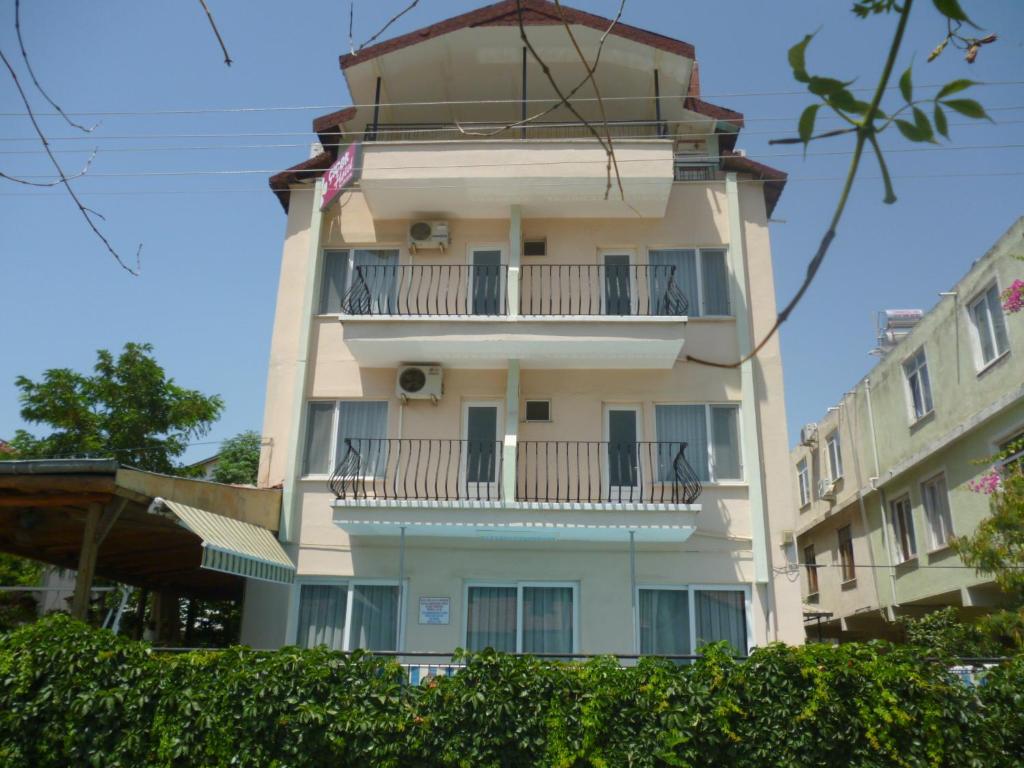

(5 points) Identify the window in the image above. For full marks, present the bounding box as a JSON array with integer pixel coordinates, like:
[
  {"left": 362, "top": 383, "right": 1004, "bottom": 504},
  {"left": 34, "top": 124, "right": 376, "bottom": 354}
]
[
  {"left": 523, "top": 238, "right": 546, "bottom": 257},
  {"left": 969, "top": 283, "right": 1010, "bottom": 367},
  {"left": 826, "top": 432, "right": 843, "bottom": 481},
  {"left": 889, "top": 495, "right": 917, "bottom": 563},
  {"left": 998, "top": 430, "right": 1024, "bottom": 474},
  {"left": 804, "top": 545, "right": 819, "bottom": 595},
  {"left": 319, "top": 248, "right": 399, "bottom": 314},
  {"left": 921, "top": 473, "right": 953, "bottom": 549},
  {"left": 648, "top": 248, "right": 731, "bottom": 316},
  {"left": 466, "top": 583, "right": 576, "bottom": 654},
  {"left": 655, "top": 404, "right": 742, "bottom": 482},
  {"left": 302, "top": 400, "right": 388, "bottom": 477},
  {"left": 837, "top": 525, "right": 855, "bottom": 582},
  {"left": 525, "top": 400, "right": 551, "bottom": 422},
  {"left": 296, "top": 581, "right": 400, "bottom": 651},
  {"left": 903, "top": 347, "right": 934, "bottom": 421},
  {"left": 797, "top": 459, "right": 811, "bottom": 507},
  {"left": 638, "top": 587, "right": 748, "bottom": 655}
]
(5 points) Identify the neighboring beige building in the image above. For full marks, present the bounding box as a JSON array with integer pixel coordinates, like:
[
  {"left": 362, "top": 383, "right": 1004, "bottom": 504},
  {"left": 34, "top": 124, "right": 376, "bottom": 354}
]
[
  {"left": 793, "top": 218, "right": 1024, "bottom": 641},
  {"left": 243, "top": 0, "right": 804, "bottom": 656}
]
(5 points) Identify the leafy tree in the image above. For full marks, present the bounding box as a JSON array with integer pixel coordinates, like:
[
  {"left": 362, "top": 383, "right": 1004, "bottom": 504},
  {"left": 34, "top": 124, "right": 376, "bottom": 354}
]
[
  {"left": 0, "top": 555, "right": 43, "bottom": 632},
  {"left": 209, "top": 430, "right": 261, "bottom": 486},
  {"left": 10, "top": 342, "right": 223, "bottom": 473}
]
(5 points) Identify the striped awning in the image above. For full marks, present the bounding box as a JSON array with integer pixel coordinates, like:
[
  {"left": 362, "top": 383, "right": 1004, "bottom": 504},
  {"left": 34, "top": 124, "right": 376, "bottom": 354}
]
[{"left": 159, "top": 499, "right": 295, "bottom": 585}]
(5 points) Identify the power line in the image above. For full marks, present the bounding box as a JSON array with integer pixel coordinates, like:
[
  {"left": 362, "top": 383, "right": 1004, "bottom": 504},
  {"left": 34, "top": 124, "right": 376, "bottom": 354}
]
[{"left": 1, "top": 81, "right": 1022, "bottom": 118}]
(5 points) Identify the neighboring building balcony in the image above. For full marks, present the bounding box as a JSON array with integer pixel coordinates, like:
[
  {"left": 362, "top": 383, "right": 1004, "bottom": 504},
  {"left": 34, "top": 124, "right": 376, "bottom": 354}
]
[
  {"left": 337, "top": 263, "right": 689, "bottom": 369},
  {"left": 329, "top": 438, "right": 701, "bottom": 543}
]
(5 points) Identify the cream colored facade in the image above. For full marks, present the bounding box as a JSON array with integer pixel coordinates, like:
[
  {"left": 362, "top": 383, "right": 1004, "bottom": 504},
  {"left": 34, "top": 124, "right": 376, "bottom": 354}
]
[
  {"left": 242, "top": 1, "right": 803, "bottom": 655},
  {"left": 793, "top": 218, "right": 1024, "bottom": 641}
]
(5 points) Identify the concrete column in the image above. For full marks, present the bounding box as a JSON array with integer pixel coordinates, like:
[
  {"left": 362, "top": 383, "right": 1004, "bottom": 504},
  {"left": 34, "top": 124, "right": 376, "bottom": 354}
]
[
  {"left": 508, "top": 205, "right": 522, "bottom": 317},
  {"left": 503, "top": 360, "right": 521, "bottom": 501}
]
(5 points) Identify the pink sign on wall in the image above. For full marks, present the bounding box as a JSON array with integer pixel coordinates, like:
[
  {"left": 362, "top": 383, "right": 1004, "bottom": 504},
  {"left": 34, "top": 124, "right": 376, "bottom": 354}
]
[{"left": 321, "top": 142, "right": 361, "bottom": 210}]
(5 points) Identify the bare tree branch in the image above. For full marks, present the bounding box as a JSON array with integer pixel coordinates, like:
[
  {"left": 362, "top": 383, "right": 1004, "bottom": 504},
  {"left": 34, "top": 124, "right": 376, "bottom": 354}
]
[
  {"left": 0, "top": 48, "right": 140, "bottom": 276},
  {"left": 14, "top": 0, "right": 97, "bottom": 133},
  {"left": 358, "top": 0, "right": 420, "bottom": 52},
  {"left": 1, "top": 149, "right": 96, "bottom": 186},
  {"left": 197, "top": 0, "right": 233, "bottom": 66}
]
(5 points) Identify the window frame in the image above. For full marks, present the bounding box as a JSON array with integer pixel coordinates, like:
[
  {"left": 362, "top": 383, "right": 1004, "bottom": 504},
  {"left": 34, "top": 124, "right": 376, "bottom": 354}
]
[
  {"left": 797, "top": 458, "right": 811, "bottom": 508},
  {"left": 317, "top": 245, "right": 403, "bottom": 316},
  {"left": 967, "top": 280, "right": 1010, "bottom": 370},
  {"left": 803, "top": 545, "right": 819, "bottom": 596},
  {"left": 920, "top": 472, "right": 954, "bottom": 551},
  {"left": 837, "top": 524, "right": 856, "bottom": 583},
  {"left": 653, "top": 402, "right": 744, "bottom": 484},
  {"left": 289, "top": 576, "right": 405, "bottom": 651},
  {"left": 902, "top": 346, "right": 934, "bottom": 423},
  {"left": 645, "top": 246, "right": 733, "bottom": 318},
  {"left": 300, "top": 399, "right": 390, "bottom": 480},
  {"left": 889, "top": 493, "right": 918, "bottom": 564},
  {"left": 524, "top": 399, "right": 552, "bottom": 423},
  {"left": 635, "top": 583, "right": 753, "bottom": 655},
  {"left": 463, "top": 580, "right": 579, "bottom": 654},
  {"left": 826, "top": 431, "right": 844, "bottom": 482}
]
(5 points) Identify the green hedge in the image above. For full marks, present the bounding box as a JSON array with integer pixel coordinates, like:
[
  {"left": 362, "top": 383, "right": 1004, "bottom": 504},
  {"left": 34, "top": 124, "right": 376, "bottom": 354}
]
[{"left": 1, "top": 614, "right": 1021, "bottom": 768}]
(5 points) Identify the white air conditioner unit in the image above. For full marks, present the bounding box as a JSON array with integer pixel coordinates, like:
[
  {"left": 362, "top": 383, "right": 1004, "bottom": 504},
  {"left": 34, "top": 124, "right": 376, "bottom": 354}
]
[
  {"left": 408, "top": 221, "right": 449, "bottom": 252},
  {"left": 799, "top": 423, "right": 818, "bottom": 447},
  {"left": 817, "top": 477, "right": 837, "bottom": 501},
  {"left": 396, "top": 364, "right": 443, "bottom": 402}
]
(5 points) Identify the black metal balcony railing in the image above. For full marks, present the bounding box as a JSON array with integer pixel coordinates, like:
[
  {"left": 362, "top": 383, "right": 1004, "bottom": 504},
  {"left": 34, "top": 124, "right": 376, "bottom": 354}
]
[
  {"left": 519, "top": 264, "right": 688, "bottom": 316},
  {"left": 339, "top": 264, "right": 688, "bottom": 317},
  {"left": 340, "top": 264, "right": 508, "bottom": 316},
  {"left": 328, "top": 439, "right": 702, "bottom": 505},
  {"left": 516, "top": 441, "right": 701, "bottom": 504},
  {"left": 330, "top": 438, "right": 505, "bottom": 501},
  {"left": 364, "top": 119, "right": 671, "bottom": 143}
]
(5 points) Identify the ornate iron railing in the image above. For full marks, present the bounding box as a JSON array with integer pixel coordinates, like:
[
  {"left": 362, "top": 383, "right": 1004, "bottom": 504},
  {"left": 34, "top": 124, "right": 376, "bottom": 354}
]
[
  {"left": 329, "top": 438, "right": 505, "bottom": 501},
  {"left": 516, "top": 441, "right": 702, "bottom": 504},
  {"left": 340, "top": 264, "right": 508, "bottom": 316},
  {"left": 519, "top": 264, "right": 688, "bottom": 316}
]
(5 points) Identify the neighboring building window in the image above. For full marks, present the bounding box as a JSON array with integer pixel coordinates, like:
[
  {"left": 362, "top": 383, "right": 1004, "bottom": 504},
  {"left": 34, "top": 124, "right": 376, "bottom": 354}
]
[
  {"left": 655, "top": 404, "right": 742, "bottom": 482},
  {"left": 999, "top": 430, "right": 1024, "bottom": 474},
  {"left": 648, "top": 248, "right": 730, "bottom": 317},
  {"left": 524, "top": 400, "right": 551, "bottom": 422},
  {"left": 804, "top": 545, "right": 819, "bottom": 595},
  {"left": 837, "top": 525, "right": 856, "bottom": 582},
  {"left": 903, "top": 347, "right": 934, "bottom": 421},
  {"left": 889, "top": 495, "right": 918, "bottom": 563},
  {"left": 826, "top": 432, "right": 844, "bottom": 481},
  {"left": 968, "top": 283, "right": 1010, "bottom": 367},
  {"left": 921, "top": 473, "right": 954, "bottom": 549},
  {"left": 797, "top": 459, "right": 811, "bottom": 507},
  {"left": 639, "top": 587, "right": 748, "bottom": 655},
  {"left": 302, "top": 400, "right": 388, "bottom": 476},
  {"left": 319, "top": 248, "right": 400, "bottom": 314},
  {"left": 296, "top": 581, "right": 399, "bottom": 651},
  {"left": 466, "top": 583, "right": 575, "bottom": 654}
]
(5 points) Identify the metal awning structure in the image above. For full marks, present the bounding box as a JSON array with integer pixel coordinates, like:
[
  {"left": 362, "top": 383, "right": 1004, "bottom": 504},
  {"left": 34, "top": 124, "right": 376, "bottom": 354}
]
[{"left": 0, "top": 459, "right": 291, "bottom": 610}]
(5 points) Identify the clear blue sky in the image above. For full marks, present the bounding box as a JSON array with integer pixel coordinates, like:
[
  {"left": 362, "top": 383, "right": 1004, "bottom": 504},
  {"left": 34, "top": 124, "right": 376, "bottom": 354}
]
[{"left": 1, "top": 1, "right": 1022, "bottom": 462}]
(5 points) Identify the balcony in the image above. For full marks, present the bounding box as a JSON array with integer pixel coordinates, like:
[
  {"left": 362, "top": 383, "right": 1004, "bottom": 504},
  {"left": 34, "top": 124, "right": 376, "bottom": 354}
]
[
  {"left": 329, "top": 438, "right": 701, "bottom": 543},
  {"left": 337, "top": 264, "right": 688, "bottom": 369}
]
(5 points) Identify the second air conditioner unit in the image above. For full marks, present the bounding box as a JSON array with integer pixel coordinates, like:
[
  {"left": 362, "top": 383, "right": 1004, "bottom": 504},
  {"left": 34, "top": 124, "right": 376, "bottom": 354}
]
[
  {"left": 800, "top": 423, "right": 818, "bottom": 447},
  {"left": 817, "top": 477, "right": 838, "bottom": 501},
  {"left": 409, "top": 220, "right": 449, "bottom": 252},
  {"left": 396, "top": 364, "right": 443, "bottom": 402}
]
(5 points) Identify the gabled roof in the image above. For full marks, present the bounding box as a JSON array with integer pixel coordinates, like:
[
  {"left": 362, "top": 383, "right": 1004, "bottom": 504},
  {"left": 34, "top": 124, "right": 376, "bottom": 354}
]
[
  {"left": 339, "top": 0, "right": 695, "bottom": 71},
  {"left": 721, "top": 150, "right": 787, "bottom": 217}
]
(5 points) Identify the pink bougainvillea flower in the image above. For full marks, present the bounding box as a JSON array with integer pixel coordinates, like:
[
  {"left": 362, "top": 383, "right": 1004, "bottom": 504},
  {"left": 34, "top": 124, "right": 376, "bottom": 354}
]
[
  {"left": 968, "top": 468, "right": 1001, "bottom": 495},
  {"left": 1002, "top": 279, "right": 1024, "bottom": 314}
]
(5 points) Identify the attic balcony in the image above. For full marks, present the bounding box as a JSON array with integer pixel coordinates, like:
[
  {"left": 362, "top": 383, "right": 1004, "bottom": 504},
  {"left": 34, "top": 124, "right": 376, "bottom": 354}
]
[{"left": 337, "top": 262, "right": 689, "bottom": 369}]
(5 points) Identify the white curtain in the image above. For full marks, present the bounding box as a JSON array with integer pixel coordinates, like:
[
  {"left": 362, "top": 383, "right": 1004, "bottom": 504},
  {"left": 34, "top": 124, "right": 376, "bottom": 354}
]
[
  {"left": 985, "top": 285, "right": 1010, "bottom": 355},
  {"left": 694, "top": 590, "right": 746, "bottom": 653},
  {"left": 353, "top": 249, "right": 399, "bottom": 314},
  {"left": 639, "top": 589, "right": 690, "bottom": 655},
  {"left": 655, "top": 404, "right": 709, "bottom": 481},
  {"left": 710, "top": 406, "right": 741, "bottom": 480},
  {"left": 522, "top": 586, "right": 573, "bottom": 654},
  {"left": 319, "top": 250, "right": 351, "bottom": 313},
  {"left": 302, "top": 402, "right": 335, "bottom": 476},
  {"left": 348, "top": 584, "right": 399, "bottom": 651},
  {"left": 337, "top": 402, "right": 389, "bottom": 477},
  {"left": 466, "top": 586, "right": 517, "bottom": 652},
  {"left": 649, "top": 249, "right": 696, "bottom": 316},
  {"left": 700, "top": 249, "right": 730, "bottom": 315},
  {"left": 297, "top": 584, "right": 347, "bottom": 650},
  {"left": 923, "top": 475, "right": 952, "bottom": 547}
]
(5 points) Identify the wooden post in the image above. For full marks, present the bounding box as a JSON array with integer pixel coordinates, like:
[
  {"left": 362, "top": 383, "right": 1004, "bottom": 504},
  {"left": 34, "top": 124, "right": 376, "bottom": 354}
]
[
  {"left": 133, "top": 587, "right": 149, "bottom": 640},
  {"left": 70, "top": 503, "right": 102, "bottom": 620}
]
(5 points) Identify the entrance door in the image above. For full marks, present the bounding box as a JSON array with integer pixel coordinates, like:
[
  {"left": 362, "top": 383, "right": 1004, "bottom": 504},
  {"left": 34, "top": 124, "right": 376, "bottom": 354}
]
[
  {"left": 463, "top": 402, "right": 503, "bottom": 499},
  {"left": 605, "top": 406, "right": 640, "bottom": 499},
  {"left": 470, "top": 249, "right": 504, "bottom": 315},
  {"left": 602, "top": 253, "right": 633, "bottom": 315}
]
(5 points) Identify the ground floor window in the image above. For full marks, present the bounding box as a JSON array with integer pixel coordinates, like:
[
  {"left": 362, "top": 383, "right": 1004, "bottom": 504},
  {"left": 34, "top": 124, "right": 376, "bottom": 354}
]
[
  {"left": 466, "top": 583, "right": 576, "bottom": 654},
  {"left": 295, "top": 581, "right": 399, "bottom": 651},
  {"left": 638, "top": 586, "right": 749, "bottom": 655}
]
